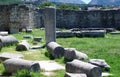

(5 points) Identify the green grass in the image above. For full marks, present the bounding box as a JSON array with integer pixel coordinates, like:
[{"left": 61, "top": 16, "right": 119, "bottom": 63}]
[{"left": 0, "top": 29, "right": 120, "bottom": 77}]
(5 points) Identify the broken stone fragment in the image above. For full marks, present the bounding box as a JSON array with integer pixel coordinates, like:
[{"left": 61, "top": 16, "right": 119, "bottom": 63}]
[
  {"left": 26, "top": 28, "right": 33, "bottom": 33},
  {"left": 56, "top": 31, "right": 74, "bottom": 38},
  {"left": 0, "top": 31, "right": 8, "bottom": 36},
  {"left": 33, "top": 37, "right": 42, "bottom": 42},
  {"left": 64, "top": 48, "right": 88, "bottom": 61},
  {"left": 88, "top": 59, "right": 111, "bottom": 71},
  {"left": 0, "top": 52, "right": 24, "bottom": 61},
  {"left": 23, "top": 35, "right": 33, "bottom": 39}
]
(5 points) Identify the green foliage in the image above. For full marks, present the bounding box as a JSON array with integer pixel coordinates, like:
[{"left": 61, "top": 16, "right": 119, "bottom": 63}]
[
  {"left": 11, "top": 69, "right": 40, "bottom": 77},
  {"left": 0, "top": 29, "right": 120, "bottom": 77},
  {"left": 0, "top": 0, "right": 22, "bottom": 5},
  {"left": 39, "top": 2, "right": 55, "bottom": 8},
  {"left": 57, "top": 3, "right": 79, "bottom": 10},
  {"left": 57, "top": 3, "right": 70, "bottom": 9},
  {"left": 0, "top": 63, "right": 5, "bottom": 74}
]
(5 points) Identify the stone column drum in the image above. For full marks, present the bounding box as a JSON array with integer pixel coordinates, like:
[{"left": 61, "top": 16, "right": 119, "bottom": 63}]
[
  {"left": 46, "top": 42, "right": 64, "bottom": 58},
  {"left": 0, "top": 35, "right": 18, "bottom": 46},
  {"left": 16, "top": 40, "right": 30, "bottom": 51},
  {"left": 3, "top": 58, "right": 40, "bottom": 73},
  {"left": 66, "top": 60, "right": 102, "bottom": 77},
  {"left": 44, "top": 6, "right": 56, "bottom": 44}
]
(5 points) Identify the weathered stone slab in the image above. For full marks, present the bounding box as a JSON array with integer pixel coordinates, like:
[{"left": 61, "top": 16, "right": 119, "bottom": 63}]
[
  {"left": 66, "top": 59, "right": 102, "bottom": 77},
  {"left": 3, "top": 59, "right": 40, "bottom": 73},
  {"left": 102, "top": 72, "right": 113, "bottom": 77},
  {"left": 23, "top": 35, "right": 33, "bottom": 39},
  {"left": 88, "top": 59, "right": 111, "bottom": 71},
  {"left": 64, "top": 48, "right": 88, "bottom": 61},
  {"left": 56, "top": 31, "right": 74, "bottom": 38},
  {"left": 81, "top": 30, "right": 106, "bottom": 37},
  {"left": 74, "top": 30, "right": 106, "bottom": 37},
  {"left": 0, "top": 31, "right": 8, "bottom": 36},
  {"left": 74, "top": 31, "right": 82, "bottom": 38},
  {"left": 33, "top": 41, "right": 38, "bottom": 45},
  {"left": 71, "top": 28, "right": 115, "bottom": 33},
  {"left": 110, "top": 32, "right": 120, "bottom": 35},
  {"left": 30, "top": 45, "right": 45, "bottom": 49},
  {"left": 16, "top": 40, "right": 30, "bottom": 51},
  {"left": 64, "top": 73, "right": 87, "bottom": 77},
  {"left": 0, "top": 52, "right": 24, "bottom": 61},
  {"left": 33, "top": 37, "right": 42, "bottom": 42},
  {"left": 0, "top": 35, "right": 18, "bottom": 46},
  {"left": 38, "top": 60, "right": 65, "bottom": 72},
  {"left": 46, "top": 42, "right": 64, "bottom": 58},
  {"left": 26, "top": 28, "right": 33, "bottom": 33},
  {"left": 105, "top": 28, "right": 116, "bottom": 33}
]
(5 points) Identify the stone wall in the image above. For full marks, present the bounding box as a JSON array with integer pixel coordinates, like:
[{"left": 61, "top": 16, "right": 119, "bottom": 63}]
[
  {"left": 33, "top": 8, "right": 44, "bottom": 28},
  {"left": 56, "top": 9, "right": 120, "bottom": 29},
  {"left": 0, "top": 5, "right": 120, "bottom": 33},
  {"left": 0, "top": 4, "right": 34, "bottom": 34},
  {"left": 0, "top": 5, "right": 11, "bottom": 32},
  {"left": 34, "top": 9, "right": 120, "bottom": 30}
]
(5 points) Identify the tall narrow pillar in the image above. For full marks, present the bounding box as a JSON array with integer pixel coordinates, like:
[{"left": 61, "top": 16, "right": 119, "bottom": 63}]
[{"left": 44, "top": 6, "right": 56, "bottom": 44}]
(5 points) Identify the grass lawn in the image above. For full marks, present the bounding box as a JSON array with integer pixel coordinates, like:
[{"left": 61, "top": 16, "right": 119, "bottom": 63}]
[{"left": 0, "top": 29, "right": 120, "bottom": 77}]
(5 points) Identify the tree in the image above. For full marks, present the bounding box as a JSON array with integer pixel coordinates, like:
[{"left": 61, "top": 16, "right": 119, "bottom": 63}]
[
  {"left": 57, "top": 3, "right": 79, "bottom": 10},
  {"left": 39, "top": 2, "right": 55, "bottom": 8},
  {"left": 0, "top": 0, "right": 22, "bottom": 5}
]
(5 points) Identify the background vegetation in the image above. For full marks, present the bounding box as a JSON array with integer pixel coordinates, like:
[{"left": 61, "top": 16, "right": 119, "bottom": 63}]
[{"left": 0, "top": 0, "right": 22, "bottom": 5}]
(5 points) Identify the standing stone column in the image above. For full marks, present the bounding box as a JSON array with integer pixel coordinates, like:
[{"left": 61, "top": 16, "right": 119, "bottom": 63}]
[{"left": 44, "top": 6, "right": 56, "bottom": 44}]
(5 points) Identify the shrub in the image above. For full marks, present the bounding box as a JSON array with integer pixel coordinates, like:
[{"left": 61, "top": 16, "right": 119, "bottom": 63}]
[
  {"left": 39, "top": 2, "right": 55, "bottom": 8},
  {"left": 11, "top": 69, "right": 40, "bottom": 77},
  {"left": 58, "top": 3, "right": 79, "bottom": 10}
]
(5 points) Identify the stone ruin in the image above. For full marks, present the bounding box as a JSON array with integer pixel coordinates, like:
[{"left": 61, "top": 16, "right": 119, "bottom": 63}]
[
  {"left": 44, "top": 7, "right": 111, "bottom": 77},
  {"left": 0, "top": 5, "right": 113, "bottom": 77},
  {"left": 0, "top": 3, "right": 120, "bottom": 34},
  {"left": 0, "top": 4, "right": 34, "bottom": 34}
]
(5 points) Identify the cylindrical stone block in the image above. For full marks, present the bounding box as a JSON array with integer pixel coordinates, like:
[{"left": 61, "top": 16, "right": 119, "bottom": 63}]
[
  {"left": 0, "top": 35, "right": 18, "bottom": 46},
  {"left": 3, "top": 59, "right": 40, "bottom": 73},
  {"left": 44, "top": 6, "right": 56, "bottom": 44},
  {"left": 81, "top": 30, "right": 106, "bottom": 37},
  {"left": 66, "top": 60, "right": 102, "bottom": 77},
  {"left": 56, "top": 31, "right": 74, "bottom": 38},
  {"left": 64, "top": 48, "right": 88, "bottom": 61},
  {"left": 33, "top": 37, "right": 42, "bottom": 42},
  {"left": 0, "top": 31, "right": 8, "bottom": 36},
  {"left": 16, "top": 40, "right": 30, "bottom": 51},
  {"left": 46, "top": 42, "right": 64, "bottom": 58}
]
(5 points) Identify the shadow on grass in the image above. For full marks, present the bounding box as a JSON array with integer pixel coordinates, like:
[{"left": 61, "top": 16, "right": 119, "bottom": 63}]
[
  {"left": 44, "top": 52, "right": 55, "bottom": 60},
  {"left": 0, "top": 72, "right": 12, "bottom": 77}
]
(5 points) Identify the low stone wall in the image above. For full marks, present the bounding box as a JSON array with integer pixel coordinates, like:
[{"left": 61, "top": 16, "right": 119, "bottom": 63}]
[{"left": 35, "top": 9, "right": 120, "bottom": 30}]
